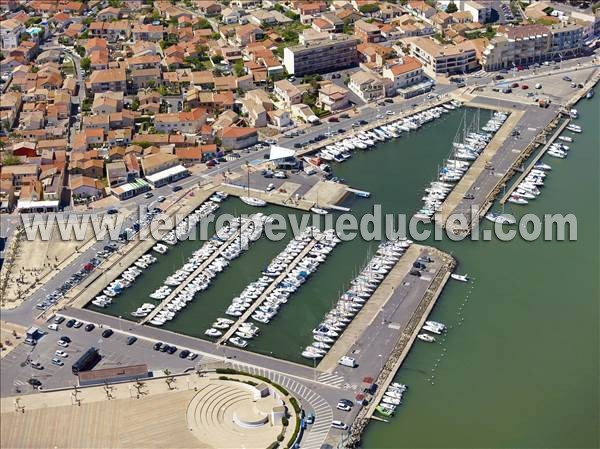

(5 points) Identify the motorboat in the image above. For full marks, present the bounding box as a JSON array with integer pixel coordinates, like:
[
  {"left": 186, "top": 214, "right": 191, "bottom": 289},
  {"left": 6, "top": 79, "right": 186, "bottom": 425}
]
[
  {"left": 417, "top": 333, "right": 436, "bottom": 343},
  {"left": 240, "top": 196, "right": 267, "bottom": 207},
  {"left": 229, "top": 337, "right": 248, "bottom": 348},
  {"left": 450, "top": 273, "right": 469, "bottom": 282},
  {"left": 485, "top": 213, "right": 516, "bottom": 225},
  {"left": 205, "top": 328, "right": 223, "bottom": 338},
  {"left": 153, "top": 243, "right": 168, "bottom": 254},
  {"left": 508, "top": 195, "right": 528, "bottom": 205}
]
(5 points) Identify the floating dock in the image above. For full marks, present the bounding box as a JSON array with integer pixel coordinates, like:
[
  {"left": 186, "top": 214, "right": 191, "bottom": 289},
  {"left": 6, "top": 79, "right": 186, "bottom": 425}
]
[
  {"left": 140, "top": 216, "right": 259, "bottom": 325},
  {"left": 216, "top": 236, "right": 320, "bottom": 344}
]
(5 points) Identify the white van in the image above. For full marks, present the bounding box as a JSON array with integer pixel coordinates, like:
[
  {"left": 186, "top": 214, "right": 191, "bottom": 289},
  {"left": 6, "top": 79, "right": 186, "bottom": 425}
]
[{"left": 338, "top": 356, "right": 357, "bottom": 368}]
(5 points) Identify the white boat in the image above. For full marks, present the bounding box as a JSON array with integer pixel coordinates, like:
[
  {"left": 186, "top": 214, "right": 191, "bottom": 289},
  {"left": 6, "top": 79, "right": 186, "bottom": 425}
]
[
  {"left": 229, "top": 337, "right": 248, "bottom": 348},
  {"left": 311, "top": 207, "right": 329, "bottom": 215},
  {"left": 558, "top": 135, "right": 573, "bottom": 143},
  {"left": 204, "top": 328, "right": 222, "bottom": 337},
  {"left": 485, "top": 213, "right": 516, "bottom": 225},
  {"left": 240, "top": 196, "right": 267, "bottom": 207},
  {"left": 153, "top": 243, "right": 168, "bottom": 254},
  {"left": 417, "top": 333, "right": 436, "bottom": 343},
  {"left": 508, "top": 195, "right": 528, "bottom": 205},
  {"left": 450, "top": 273, "right": 469, "bottom": 282},
  {"left": 569, "top": 108, "right": 578, "bottom": 119}
]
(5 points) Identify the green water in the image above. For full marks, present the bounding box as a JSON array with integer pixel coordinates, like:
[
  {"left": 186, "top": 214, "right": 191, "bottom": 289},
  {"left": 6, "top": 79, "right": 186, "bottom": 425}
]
[{"left": 89, "top": 99, "right": 599, "bottom": 447}]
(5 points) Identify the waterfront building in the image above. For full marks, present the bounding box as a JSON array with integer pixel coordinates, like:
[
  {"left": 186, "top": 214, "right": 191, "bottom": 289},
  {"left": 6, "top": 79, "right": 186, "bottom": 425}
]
[
  {"left": 283, "top": 35, "right": 359, "bottom": 76},
  {"left": 407, "top": 37, "right": 479, "bottom": 77}
]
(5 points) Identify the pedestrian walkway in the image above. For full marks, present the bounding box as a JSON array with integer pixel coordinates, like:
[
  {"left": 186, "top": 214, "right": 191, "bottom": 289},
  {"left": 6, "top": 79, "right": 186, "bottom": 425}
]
[{"left": 227, "top": 360, "right": 333, "bottom": 449}]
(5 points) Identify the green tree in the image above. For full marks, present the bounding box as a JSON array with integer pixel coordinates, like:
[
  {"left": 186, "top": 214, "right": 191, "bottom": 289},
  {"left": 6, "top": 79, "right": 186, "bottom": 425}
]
[
  {"left": 1, "top": 154, "right": 21, "bottom": 166},
  {"left": 193, "top": 18, "right": 212, "bottom": 30},
  {"left": 212, "top": 54, "right": 223, "bottom": 64},
  {"left": 233, "top": 60, "right": 245, "bottom": 77},
  {"left": 80, "top": 57, "right": 91, "bottom": 71},
  {"left": 273, "top": 4, "right": 284, "bottom": 13},
  {"left": 359, "top": 3, "right": 380, "bottom": 14},
  {"left": 74, "top": 45, "right": 86, "bottom": 57},
  {"left": 446, "top": 1, "right": 458, "bottom": 13},
  {"left": 131, "top": 98, "right": 140, "bottom": 111}
]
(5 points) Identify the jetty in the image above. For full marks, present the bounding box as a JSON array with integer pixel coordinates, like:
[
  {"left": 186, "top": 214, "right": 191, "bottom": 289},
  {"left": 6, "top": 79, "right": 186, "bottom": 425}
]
[
  {"left": 499, "top": 118, "right": 571, "bottom": 204},
  {"left": 346, "top": 247, "right": 455, "bottom": 447},
  {"left": 434, "top": 99, "right": 558, "bottom": 234}
]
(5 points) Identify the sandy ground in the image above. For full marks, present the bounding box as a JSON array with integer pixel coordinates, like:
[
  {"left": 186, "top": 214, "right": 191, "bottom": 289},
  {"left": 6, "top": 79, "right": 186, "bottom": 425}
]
[
  {"left": 0, "top": 215, "right": 117, "bottom": 309},
  {"left": 0, "top": 321, "right": 27, "bottom": 359},
  {"left": 1, "top": 374, "right": 291, "bottom": 449}
]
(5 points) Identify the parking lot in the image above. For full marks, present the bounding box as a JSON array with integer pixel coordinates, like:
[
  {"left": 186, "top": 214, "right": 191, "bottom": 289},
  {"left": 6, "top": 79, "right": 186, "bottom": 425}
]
[{"left": 0, "top": 316, "right": 214, "bottom": 396}]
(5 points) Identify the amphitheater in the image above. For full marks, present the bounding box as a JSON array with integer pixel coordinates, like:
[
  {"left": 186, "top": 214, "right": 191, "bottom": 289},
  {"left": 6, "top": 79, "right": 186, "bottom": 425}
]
[{"left": 0, "top": 374, "right": 293, "bottom": 449}]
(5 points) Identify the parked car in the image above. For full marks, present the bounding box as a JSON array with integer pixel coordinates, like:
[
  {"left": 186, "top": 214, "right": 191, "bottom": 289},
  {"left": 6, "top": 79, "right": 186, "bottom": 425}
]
[
  {"left": 101, "top": 329, "right": 114, "bottom": 338},
  {"left": 187, "top": 352, "right": 198, "bottom": 361},
  {"left": 57, "top": 340, "right": 69, "bottom": 348},
  {"left": 51, "top": 358, "right": 64, "bottom": 367},
  {"left": 153, "top": 342, "right": 163, "bottom": 351},
  {"left": 72, "top": 321, "right": 83, "bottom": 328},
  {"left": 179, "top": 349, "right": 190, "bottom": 359},
  {"left": 59, "top": 336, "right": 71, "bottom": 343},
  {"left": 53, "top": 316, "right": 65, "bottom": 324},
  {"left": 336, "top": 403, "right": 351, "bottom": 412},
  {"left": 144, "top": 192, "right": 154, "bottom": 199},
  {"left": 107, "top": 208, "right": 118, "bottom": 215},
  {"left": 172, "top": 185, "right": 183, "bottom": 192},
  {"left": 65, "top": 319, "right": 76, "bottom": 328},
  {"left": 84, "top": 323, "right": 95, "bottom": 332},
  {"left": 126, "top": 336, "right": 137, "bottom": 345},
  {"left": 331, "top": 420, "right": 349, "bottom": 430},
  {"left": 166, "top": 345, "right": 177, "bottom": 354},
  {"left": 48, "top": 323, "right": 59, "bottom": 331},
  {"left": 55, "top": 350, "right": 68, "bottom": 358}
]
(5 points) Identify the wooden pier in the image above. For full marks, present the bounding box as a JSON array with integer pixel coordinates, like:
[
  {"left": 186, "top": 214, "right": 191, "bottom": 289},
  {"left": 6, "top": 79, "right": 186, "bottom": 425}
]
[
  {"left": 499, "top": 118, "right": 571, "bottom": 205},
  {"left": 216, "top": 237, "right": 320, "bottom": 344}
]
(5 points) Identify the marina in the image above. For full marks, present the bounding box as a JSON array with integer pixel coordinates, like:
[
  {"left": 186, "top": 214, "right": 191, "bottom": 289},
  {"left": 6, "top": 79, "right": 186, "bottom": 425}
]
[{"left": 15, "top": 79, "right": 596, "bottom": 449}]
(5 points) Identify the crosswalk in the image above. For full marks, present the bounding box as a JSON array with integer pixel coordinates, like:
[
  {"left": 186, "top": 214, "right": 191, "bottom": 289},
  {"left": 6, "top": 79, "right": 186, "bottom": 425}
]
[
  {"left": 316, "top": 372, "right": 345, "bottom": 388},
  {"left": 228, "top": 361, "right": 333, "bottom": 449}
]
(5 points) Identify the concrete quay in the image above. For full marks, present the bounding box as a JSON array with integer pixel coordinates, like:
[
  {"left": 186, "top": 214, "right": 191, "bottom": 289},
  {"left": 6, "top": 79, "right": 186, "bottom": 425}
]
[
  {"left": 499, "top": 118, "right": 571, "bottom": 205},
  {"left": 434, "top": 98, "right": 559, "bottom": 235},
  {"left": 317, "top": 244, "right": 424, "bottom": 373},
  {"left": 347, "top": 248, "right": 455, "bottom": 447}
]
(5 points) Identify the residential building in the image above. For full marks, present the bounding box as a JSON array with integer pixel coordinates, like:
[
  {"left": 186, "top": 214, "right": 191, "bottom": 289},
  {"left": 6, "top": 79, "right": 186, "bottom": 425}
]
[
  {"left": 154, "top": 108, "right": 206, "bottom": 134},
  {"left": 87, "top": 68, "right": 127, "bottom": 93},
  {"left": 348, "top": 70, "right": 386, "bottom": 102},
  {"left": 482, "top": 23, "right": 583, "bottom": 71},
  {"left": 355, "top": 20, "right": 383, "bottom": 43},
  {"left": 408, "top": 37, "right": 479, "bottom": 77},
  {"left": 317, "top": 83, "right": 350, "bottom": 112},
  {"left": 0, "top": 19, "right": 24, "bottom": 48},
  {"left": 220, "top": 127, "right": 258, "bottom": 150},
  {"left": 461, "top": 1, "right": 491, "bottom": 24},
  {"left": 283, "top": 35, "right": 359, "bottom": 76},
  {"left": 383, "top": 56, "right": 423, "bottom": 87},
  {"left": 273, "top": 80, "right": 302, "bottom": 107}
]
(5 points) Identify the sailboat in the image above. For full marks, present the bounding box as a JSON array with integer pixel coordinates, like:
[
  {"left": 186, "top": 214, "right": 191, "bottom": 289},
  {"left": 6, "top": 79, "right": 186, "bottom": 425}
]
[
  {"left": 240, "top": 162, "right": 267, "bottom": 207},
  {"left": 310, "top": 191, "right": 329, "bottom": 215}
]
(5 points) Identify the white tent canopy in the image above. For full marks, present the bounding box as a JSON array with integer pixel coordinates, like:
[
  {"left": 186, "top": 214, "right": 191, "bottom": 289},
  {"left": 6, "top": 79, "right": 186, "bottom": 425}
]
[{"left": 269, "top": 145, "right": 296, "bottom": 161}]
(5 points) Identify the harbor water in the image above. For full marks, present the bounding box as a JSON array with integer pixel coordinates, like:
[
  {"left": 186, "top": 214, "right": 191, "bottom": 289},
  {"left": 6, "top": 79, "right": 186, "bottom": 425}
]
[{"left": 89, "top": 98, "right": 598, "bottom": 447}]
